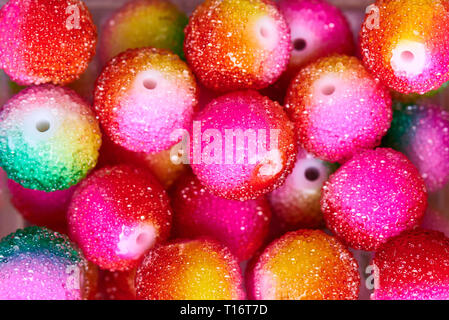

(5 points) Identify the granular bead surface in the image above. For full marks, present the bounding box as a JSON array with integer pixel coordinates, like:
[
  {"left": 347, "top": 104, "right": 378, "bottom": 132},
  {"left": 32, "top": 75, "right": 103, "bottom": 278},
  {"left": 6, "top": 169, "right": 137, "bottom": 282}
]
[
  {"left": 246, "top": 229, "right": 360, "bottom": 300},
  {"left": 360, "top": 0, "right": 449, "bottom": 94},
  {"left": 135, "top": 239, "right": 245, "bottom": 300},
  {"left": 67, "top": 165, "right": 173, "bottom": 271},
  {"left": 190, "top": 90, "right": 297, "bottom": 200},
  {"left": 94, "top": 48, "right": 198, "bottom": 154},
  {"left": 171, "top": 172, "right": 271, "bottom": 261},
  {"left": 0, "top": 0, "right": 97, "bottom": 85},
  {"left": 382, "top": 103, "right": 449, "bottom": 193},
  {"left": 0, "top": 227, "right": 88, "bottom": 300},
  {"left": 278, "top": 0, "right": 354, "bottom": 81},
  {"left": 285, "top": 55, "right": 392, "bottom": 163},
  {"left": 321, "top": 148, "right": 427, "bottom": 251},
  {"left": 7, "top": 179, "right": 75, "bottom": 233},
  {"left": 100, "top": 0, "right": 188, "bottom": 63},
  {"left": 268, "top": 148, "right": 333, "bottom": 230},
  {"left": 372, "top": 229, "right": 449, "bottom": 300},
  {"left": 184, "top": 0, "right": 291, "bottom": 91},
  {"left": 0, "top": 85, "right": 101, "bottom": 191}
]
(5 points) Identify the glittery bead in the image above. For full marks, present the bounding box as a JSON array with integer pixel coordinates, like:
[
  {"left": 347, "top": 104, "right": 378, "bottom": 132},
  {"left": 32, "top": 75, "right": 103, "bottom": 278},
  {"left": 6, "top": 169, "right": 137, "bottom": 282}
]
[
  {"left": 246, "top": 229, "right": 360, "bottom": 300},
  {"left": 171, "top": 172, "right": 271, "bottom": 261},
  {"left": 382, "top": 103, "right": 449, "bottom": 193},
  {"left": 0, "top": 0, "right": 97, "bottom": 85},
  {"left": 268, "top": 148, "right": 334, "bottom": 230},
  {"left": 190, "top": 90, "right": 297, "bottom": 200},
  {"left": 7, "top": 179, "right": 75, "bottom": 233},
  {"left": 0, "top": 85, "right": 102, "bottom": 192},
  {"left": 135, "top": 239, "right": 245, "bottom": 300},
  {"left": 360, "top": 0, "right": 449, "bottom": 94},
  {"left": 321, "top": 148, "right": 427, "bottom": 251},
  {"left": 100, "top": 0, "right": 188, "bottom": 63},
  {"left": 67, "top": 164, "right": 173, "bottom": 271},
  {"left": 0, "top": 226, "right": 88, "bottom": 300},
  {"left": 184, "top": 0, "right": 291, "bottom": 91},
  {"left": 372, "top": 229, "right": 449, "bottom": 300},
  {"left": 285, "top": 55, "right": 392, "bottom": 163},
  {"left": 94, "top": 47, "right": 198, "bottom": 154}
]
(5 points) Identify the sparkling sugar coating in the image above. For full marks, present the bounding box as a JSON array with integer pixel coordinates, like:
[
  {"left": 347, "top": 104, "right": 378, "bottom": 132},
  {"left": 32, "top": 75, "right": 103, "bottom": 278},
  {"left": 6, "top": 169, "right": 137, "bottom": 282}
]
[
  {"left": 94, "top": 47, "right": 198, "bottom": 154},
  {"left": 0, "top": 0, "right": 97, "bottom": 85},
  {"left": 285, "top": 55, "right": 392, "bottom": 163},
  {"left": 171, "top": 172, "right": 271, "bottom": 261},
  {"left": 278, "top": 0, "right": 354, "bottom": 80},
  {"left": 268, "top": 148, "right": 334, "bottom": 230},
  {"left": 321, "top": 148, "right": 427, "bottom": 251},
  {"left": 246, "top": 229, "right": 360, "bottom": 300},
  {"left": 0, "top": 85, "right": 101, "bottom": 191},
  {"left": 0, "top": 227, "right": 87, "bottom": 300},
  {"left": 382, "top": 103, "right": 449, "bottom": 193},
  {"left": 190, "top": 90, "right": 297, "bottom": 200},
  {"left": 67, "top": 165, "right": 173, "bottom": 271},
  {"left": 100, "top": 0, "right": 188, "bottom": 62},
  {"left": 360, "top": 0, "right": 449, "bottom": 94},
  {"left": 7, "top": 179, "right": 75, "bottom": 233},
  {"left": 184, "top": 0, "right": 291, "bottom": 91},
  {"left": 135, "top": 239, "right": 245, "bottom": 300},
  {"left": 372, "top": 229, "right": 449, "bottom": 300}
]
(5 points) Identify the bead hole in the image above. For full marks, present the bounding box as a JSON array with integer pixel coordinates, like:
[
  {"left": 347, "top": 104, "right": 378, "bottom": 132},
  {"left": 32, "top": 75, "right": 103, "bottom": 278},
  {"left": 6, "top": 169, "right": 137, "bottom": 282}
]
[
  {"left": 321, "top": 84, "right": 336, "bottom": 96},
  {"left": 143, "top": 78, "right": 157, "bottom": 90},
  {"left": 293, "top": 38, "right": 307, "bottom": 51},
  {"left": 36, "top": 120, "right": 50, "bottom": 133},
  {"left": 305, "top": 167, "right": 320, "bottom": 181},
  {"left": 136, "top": 232, "right": 150, "bottom": 246},
  {"left": 400, "top": 50, "right": 415, "bottom": 63},
  {"left": 260, "top": 26, "right": 269, "bottom": 38}
]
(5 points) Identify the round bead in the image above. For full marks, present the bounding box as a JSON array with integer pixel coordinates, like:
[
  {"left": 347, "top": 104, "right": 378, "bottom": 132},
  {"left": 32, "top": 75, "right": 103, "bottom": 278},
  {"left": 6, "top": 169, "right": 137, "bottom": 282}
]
[
  {"left": 382, "top": 103, "right": 449, "bottom": 192},
  {"left": 100, "top": 269, "right": 136, "bottom": 300},
  {"left": 184, "top": 0, "right": 291, "bottom": 91},
  {"left": 278, "top": 0, "right": 354, "bottom": 80},
  {"left": 321, "top": 148, "right": 427, "bottom": 251},
  {"left": 94, "top": 48, "right": 198, "bottom": 154},
  {"left": 7, "top": 179, "right": 75, "bottom": 233},
  {"left": 190, "top": 90, "right": 297, "bottom": 200},
  {"left": 372, "top": 229, "right": 449, "bottom": 300},
  {"left": 0, "top": 227, "right": 88, "bottom": 300},
  {"left": 360, "top": 0, "right": 449, "bottom": 94},
  {"left": 285, "top": 55, "right": 392, "bottom": 163},
  {"left": 0, "top": 0, "right": 97, "bottom": 85},
  {"left": 67, "top": 164, "right": 172, "bottom": 271},
  {"left": 135, "top": 239, "right": 245, "bottom": 300},
  {"left": 246, "top": 229, "right": 360, "bottom": 300},
  {"left": 100, "top": 0, "right": 188, "bottom": 63},
  {"left": 0, "top": 85, "right": 101, "bottom": 191},
  {"left": 268, "top": 148, "right": 334, "bottom": 230},
  {"left": 171, "top": 172, "right": 271, "bottom": 261}
]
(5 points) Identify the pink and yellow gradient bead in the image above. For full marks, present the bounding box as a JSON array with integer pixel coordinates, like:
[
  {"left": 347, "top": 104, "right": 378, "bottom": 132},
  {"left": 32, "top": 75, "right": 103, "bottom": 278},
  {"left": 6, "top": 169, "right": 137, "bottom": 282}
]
[
  {"left": 246, "top": 230, "right": 360, "bottom": 300},
  {"left": 100, "top": 0, "right": 188, "bottom": 63},
  {"left": 67, "top": 164, "right": 173, "bottom": 271},
  {"left": 0, "top": 0, "right": 97, "bottom": 85},
  {"left": 0, "top": 85, "right": 101, "bottom": 191},
  {"left": 94, "top": 47, "right": 198, "bottom": 154},
  {"left": 285, "top": 55, "right": 392, "bottom": 163},
  {"left": 135, "top": 239, "right": 245, "bottom": 300},
  {"left": 360, "top": 0, "right": 449, "bottom": 94},
  {"left": 184, "top": 0, "right": 291, "bottom": 91},
  {"left": 321, "top": 148, "right": 427, "bottom": 251}
]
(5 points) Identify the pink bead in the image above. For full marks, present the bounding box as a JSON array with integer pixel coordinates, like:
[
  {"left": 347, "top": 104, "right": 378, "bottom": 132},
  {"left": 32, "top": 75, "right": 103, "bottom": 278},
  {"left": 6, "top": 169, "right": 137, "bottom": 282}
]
[
  {"left": 421, "top": 208, "right": 449, "bottom": 238},
  {"left": 171, "top": 172, "right": 271, "bottom": 261},
  {"left": 321, "top": 148, "right": 427, "bottom": 251},
  {"left": 189, "top": 90, "right": 297, "bottom": 200},
  {"left": 67, "top": 164, "right": 172, "bottom": 271}
]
